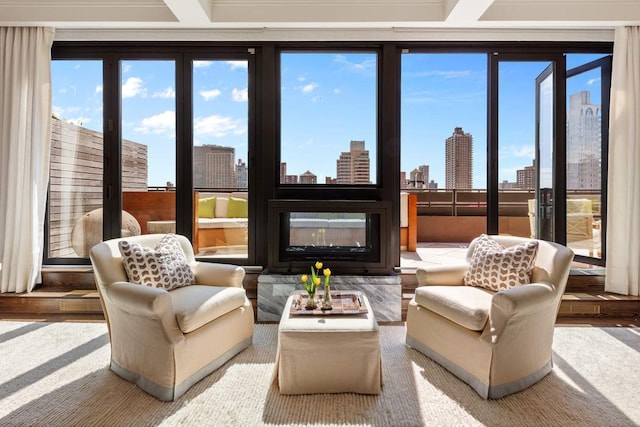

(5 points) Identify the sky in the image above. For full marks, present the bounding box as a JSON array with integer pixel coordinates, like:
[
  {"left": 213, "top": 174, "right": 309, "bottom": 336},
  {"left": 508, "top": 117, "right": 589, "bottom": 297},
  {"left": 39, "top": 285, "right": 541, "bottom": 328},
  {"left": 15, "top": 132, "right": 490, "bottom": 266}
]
[{"left": 51, "top": 52, "right": 607, "bottom": 188}]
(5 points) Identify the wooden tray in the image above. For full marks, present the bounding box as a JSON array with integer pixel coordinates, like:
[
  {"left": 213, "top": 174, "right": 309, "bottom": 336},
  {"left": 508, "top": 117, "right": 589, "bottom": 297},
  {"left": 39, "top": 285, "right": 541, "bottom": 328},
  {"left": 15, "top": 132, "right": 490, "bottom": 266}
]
[{"left": 290, "top": 290, "right": 368, "bottom": 315}]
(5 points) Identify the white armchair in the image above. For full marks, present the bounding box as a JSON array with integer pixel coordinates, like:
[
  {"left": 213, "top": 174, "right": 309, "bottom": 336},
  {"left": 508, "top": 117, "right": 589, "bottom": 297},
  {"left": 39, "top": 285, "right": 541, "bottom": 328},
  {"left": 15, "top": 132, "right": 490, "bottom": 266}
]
[
  {"left": 406, "top": 235, "right": 574, "bottom": 399},
  {"left": 90, "top": 234, "right": 254, "bottom": 401}
]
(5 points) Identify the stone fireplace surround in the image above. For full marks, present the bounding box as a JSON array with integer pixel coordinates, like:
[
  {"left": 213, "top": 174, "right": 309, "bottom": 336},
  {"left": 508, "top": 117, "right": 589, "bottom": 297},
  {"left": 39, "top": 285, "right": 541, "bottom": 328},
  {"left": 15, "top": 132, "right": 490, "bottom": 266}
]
[{"left": 257, "top": 274, "right": 401, "bottom": 322}]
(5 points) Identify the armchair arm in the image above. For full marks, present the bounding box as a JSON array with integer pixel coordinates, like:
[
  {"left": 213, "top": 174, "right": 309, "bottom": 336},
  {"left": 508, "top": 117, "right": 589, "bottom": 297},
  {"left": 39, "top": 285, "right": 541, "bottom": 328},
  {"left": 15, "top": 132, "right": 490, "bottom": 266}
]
[
  {"left": 486, "top": 282, "right": 557, "bottom": 343},
  {"left": 106, "top": 282, "right": 174, "bottom": 317},
  {"left": 416, "top": 263, "right": 469, "bottom": 286},
  {"left": 191, "top": 262, "right": 246, "bottom": 287},
  {"left": 492, "top": 282, "right": 556, "bottom": 318},
  {"left": 104, "top": 281, "right": 184, "bottom": 347}
]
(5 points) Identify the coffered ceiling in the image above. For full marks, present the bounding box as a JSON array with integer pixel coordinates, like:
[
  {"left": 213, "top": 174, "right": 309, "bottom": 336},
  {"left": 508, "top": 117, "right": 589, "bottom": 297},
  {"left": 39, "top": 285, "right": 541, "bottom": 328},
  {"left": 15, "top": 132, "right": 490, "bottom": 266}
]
[
  {"left": 0, "top": 0, "right": 640, "bottom": 40},
  {"left": 0, "top": 0, "right": 638, "bottom": 29}
]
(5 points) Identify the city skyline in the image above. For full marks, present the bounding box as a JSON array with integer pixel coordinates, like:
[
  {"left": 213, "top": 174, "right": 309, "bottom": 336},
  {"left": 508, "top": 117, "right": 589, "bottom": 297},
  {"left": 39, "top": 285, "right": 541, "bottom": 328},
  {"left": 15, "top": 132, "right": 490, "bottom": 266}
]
[{"left": 51, "top": 53, "right": 606, "bottom": 190}]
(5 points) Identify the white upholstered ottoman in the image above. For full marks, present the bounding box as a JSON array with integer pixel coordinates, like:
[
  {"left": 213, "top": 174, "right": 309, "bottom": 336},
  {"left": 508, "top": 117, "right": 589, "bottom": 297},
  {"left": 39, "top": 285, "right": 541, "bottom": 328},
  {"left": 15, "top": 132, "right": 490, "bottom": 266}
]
[{"left": 273, "top": 293, "right": 382, "bottom": 395}]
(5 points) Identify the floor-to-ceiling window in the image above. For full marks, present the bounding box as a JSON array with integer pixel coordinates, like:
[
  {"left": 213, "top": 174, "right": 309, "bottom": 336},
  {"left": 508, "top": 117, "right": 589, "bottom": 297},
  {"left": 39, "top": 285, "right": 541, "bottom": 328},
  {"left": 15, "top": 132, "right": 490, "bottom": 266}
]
[
  {"left": 48, "top": 59, "right": 104, "bottom": 259},
  {"left": 46, "top": 42, "right": 611, "bottom": 272},
  {"left": 46, "top": 45, "right": 257, "bottom": 266},
  {"left": 279, "top": 52, "right": 378, "bottom": 186},
  {"left": 191, "top": 57, "right": 251, "bottom": 259},
  {"left": 565, "top": 54, "right": 611, "bottom": 263},
  {"left": 496, "top": 60, "right": 556, "bottom": 242},
  {"left": 119, "top": 59, "right": 177, "bottom": 245},
  {"left": 401, "top": 52, "right": 488, "bottom": 247}
]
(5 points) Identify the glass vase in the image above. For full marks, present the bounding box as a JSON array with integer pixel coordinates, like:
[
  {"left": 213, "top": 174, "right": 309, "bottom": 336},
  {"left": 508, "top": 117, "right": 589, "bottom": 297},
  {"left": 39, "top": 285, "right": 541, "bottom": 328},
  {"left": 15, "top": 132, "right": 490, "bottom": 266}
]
[
  {"left": 305, "top": 291, "right": 318, "bottom": 310},
  {"left": 321, "top": 284, "right": 333, "bottom": 310}
]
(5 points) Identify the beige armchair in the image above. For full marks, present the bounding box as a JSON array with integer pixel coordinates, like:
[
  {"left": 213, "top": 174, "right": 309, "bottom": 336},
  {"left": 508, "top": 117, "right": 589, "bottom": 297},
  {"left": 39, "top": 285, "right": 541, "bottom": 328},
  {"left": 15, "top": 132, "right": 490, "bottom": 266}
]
[
  {"left": 90, "top": 234, "right": 254, "bottom": 401},
  {"left": 406, "top": 235, "right": 574, "bottom": 399}
]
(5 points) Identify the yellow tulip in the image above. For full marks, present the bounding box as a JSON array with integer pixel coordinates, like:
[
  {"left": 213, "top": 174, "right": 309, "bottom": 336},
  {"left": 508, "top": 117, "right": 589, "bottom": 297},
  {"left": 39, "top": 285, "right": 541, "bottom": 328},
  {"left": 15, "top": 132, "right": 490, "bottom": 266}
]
[
  {"left": 313, "top": 277, "right": 321, "bottom": 286},
  {"left": 301, "top": 274, "right": 308, "bottom": 283},
  {"left": 323, "top": 268, "right": 331, "bottom": 277},
  {"left": 315, "top": 261, "right": 323, "bottom": 269}
]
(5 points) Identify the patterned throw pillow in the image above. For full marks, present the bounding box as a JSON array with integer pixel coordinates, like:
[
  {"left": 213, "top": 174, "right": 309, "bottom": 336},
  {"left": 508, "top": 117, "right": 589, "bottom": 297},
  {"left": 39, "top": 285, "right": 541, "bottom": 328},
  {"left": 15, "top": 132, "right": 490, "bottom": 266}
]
[
  {"left": 118, "top": 234, "right": 195, "bottom": 290},
  {"left": 464, "top": 234, "right": 539, "bottom": 291}
]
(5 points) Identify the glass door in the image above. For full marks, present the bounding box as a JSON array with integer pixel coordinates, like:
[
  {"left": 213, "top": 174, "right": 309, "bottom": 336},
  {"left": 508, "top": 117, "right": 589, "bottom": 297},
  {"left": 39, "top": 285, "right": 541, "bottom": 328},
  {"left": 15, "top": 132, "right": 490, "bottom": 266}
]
[
  {"left": 119, "top": 59, "right": 177, "bottom": 241},
  {"left": 565, "top": 54, "right": 611, "bottom": 263},
  {"left": 191, "top": 58, "right": 251, "bottom": 260},
  {"left": 535, "top": 64, "right": 555, "bottom": 241},
  {"left": 497, "top": 60, "right": 555, "bottom": 240}
]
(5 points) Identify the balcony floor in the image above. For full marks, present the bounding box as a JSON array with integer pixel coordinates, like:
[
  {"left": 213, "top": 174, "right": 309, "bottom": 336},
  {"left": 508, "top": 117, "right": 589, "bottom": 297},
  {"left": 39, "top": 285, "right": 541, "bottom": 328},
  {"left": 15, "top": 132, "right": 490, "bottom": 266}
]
[{"left": 400, "top": 241, "right": 604, "bottom": 272}]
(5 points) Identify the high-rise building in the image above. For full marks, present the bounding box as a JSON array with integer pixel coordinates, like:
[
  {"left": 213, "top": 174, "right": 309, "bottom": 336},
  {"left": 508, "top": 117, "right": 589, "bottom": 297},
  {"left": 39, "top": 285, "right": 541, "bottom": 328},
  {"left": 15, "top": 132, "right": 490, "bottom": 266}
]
[
  {"left": 193, "top": 144, "right": 237, "bottom": 188},
  {"left": 500, "top": 180, "right": 518, "bottom": 189},
  {"left": 236, "top": 159, "right": 248, "bottom": 189},
  {"left": 325, "top": 177, "right": 337, "bottom": 184},
  {"left": 336, "top": 140, "right": 370, "bottom": 184},
  {"left": 445, "top": 127, "right": 473, "bottom": 189},
  {"left": 284, "top": 175, "right": 298, "bottom": 184},
  {"left": 280, "top": 162, "right": 287, "bottom": 184},
  {"left": 299, "top": 170, "right": 317, "bottom": 184},
  {"left": 567, "top": 90, "right": 601, "bottom": 190},
  {"left": 400, "top": 171, "right": 407, "bottom": 189},
  {"left": 516, "top": 160, "right": 536, "bottom": 189},
  {"left": 409, "top": 168, "right": 424, "bottom": 188},
  {"left": 418, "top": 165, "right": 429, "bottom": 187}
]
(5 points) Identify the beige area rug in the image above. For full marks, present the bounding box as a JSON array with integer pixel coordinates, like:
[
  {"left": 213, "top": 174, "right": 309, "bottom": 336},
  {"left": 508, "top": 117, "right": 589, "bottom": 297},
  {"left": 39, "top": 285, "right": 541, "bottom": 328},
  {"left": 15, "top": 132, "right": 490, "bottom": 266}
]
[{"left": 0, "top": 322, "right": 638, "bottom": 427}]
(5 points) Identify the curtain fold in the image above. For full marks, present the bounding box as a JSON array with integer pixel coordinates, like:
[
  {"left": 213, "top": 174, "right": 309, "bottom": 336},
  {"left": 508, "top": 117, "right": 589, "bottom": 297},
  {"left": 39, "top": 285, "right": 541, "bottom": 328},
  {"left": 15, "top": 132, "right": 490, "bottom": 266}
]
[
  {"left": 0, "top": 27, "right": 55, "bottom": 293},
  {"left": 605, "top": 26, "right": 640, "bottom": 296}
]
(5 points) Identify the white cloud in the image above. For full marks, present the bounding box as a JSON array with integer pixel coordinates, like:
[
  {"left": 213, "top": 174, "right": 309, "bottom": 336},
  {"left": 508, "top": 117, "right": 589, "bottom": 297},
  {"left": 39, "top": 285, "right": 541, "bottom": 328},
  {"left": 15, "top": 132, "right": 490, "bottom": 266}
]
[
  {"left": 587, "top": 77, "right": 601, "bottom": 86},
  {"left": 227, "top": 61, "right": 248, "bottom": 70},
  {"left": 134, "top": 110, "right": 175, "bottom": 136},
  {"left": 122, "top": 64, "right": 132, "bottom": 73},
  {"left": 122, "top": 77, "right": 145, "bottom": 98},
  {"left": 297, "top": 76, "right": 306, "bottom": 82},
  {"left": 52, "top": 105, "right": 81, "bottom": 119},
  {"left": 67, "top": 117, "right": 91, "bottom": 126},
  {"left": 74, "top": 64, "right": 81, "bottom": 70},
  {"left": 333, "top": 88, "right": 342, "bottom": 94},
  {"left": 411, "top": 70, "right": 473, "bottom": 79},
  {"left": 58, "top": 86, "right": 77, "bottom": 95},
  {"left": 297, "top": 139, "right": 314, "bottom": 148},
  {"left": 194, "top": 61, "right": 212, "bottom": 68},
  {"left": 194, "top": 115, "right": 246, "bottom": 138},
  {"left": 152, "top": 87, "right": 176, "bottom": 99},
  {"left": 311, "top": 96, "right": 322, "bottom": 103},
  {"left": 506, "top": 144, "right": 535, "bottom": 158},
  {"left": 95, "top": 85, "right": 103, "bottom": 94},
  {"left": 334, "top": 54, "right": 376, "bottom": 72},
  {"left": 405, "top": 96, "right": 438, "bottom": 104},
  {"left": 199, "top": 89, "right": 221, "bottom": 101},
  {"left": 231, "top": 88, "right": 248, "bottom": 102},
  {"left": 301, "top": 82, "right": 318, "bottom": 94}
]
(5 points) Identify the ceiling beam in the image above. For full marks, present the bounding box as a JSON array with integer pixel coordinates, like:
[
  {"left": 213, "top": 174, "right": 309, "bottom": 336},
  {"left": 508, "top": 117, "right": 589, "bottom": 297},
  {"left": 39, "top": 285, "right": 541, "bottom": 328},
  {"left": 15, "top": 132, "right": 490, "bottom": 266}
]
[
  {"left": 444, "top": 0, "right": 495, "bottom": 22},
  {"left": 163, "top": 0, "right": 211, "bottom": 24}
]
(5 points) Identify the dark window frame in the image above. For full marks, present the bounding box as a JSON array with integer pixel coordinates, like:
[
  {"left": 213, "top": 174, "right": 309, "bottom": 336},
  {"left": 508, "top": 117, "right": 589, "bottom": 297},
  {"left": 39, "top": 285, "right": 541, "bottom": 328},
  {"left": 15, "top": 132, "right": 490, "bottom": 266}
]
[{"left": 46, "top": 41, "right": 613, "bottom": 272}]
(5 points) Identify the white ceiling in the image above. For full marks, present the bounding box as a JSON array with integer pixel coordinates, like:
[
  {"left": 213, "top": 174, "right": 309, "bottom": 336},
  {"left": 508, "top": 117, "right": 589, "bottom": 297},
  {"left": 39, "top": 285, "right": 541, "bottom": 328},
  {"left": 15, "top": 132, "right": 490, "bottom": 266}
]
[{"left": 1, "top": 0, "right": 638, "bottom": 40}]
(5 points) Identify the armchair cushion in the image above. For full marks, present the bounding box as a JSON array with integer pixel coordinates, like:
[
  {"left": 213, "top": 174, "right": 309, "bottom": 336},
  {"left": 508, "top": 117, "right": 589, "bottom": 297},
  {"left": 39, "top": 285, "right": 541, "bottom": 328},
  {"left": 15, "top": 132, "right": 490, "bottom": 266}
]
[
  {"left": 169, "top": 285, "right": 248, "bottom": 333},
  {"left": 464, "top": 234, "right": 538, "bottom": 291},
  {"left": 118, "top": 234, "right": 195, "bottom": 290},
  {"left": 415, "top": 286, "right": 493, "bottom": 331}
]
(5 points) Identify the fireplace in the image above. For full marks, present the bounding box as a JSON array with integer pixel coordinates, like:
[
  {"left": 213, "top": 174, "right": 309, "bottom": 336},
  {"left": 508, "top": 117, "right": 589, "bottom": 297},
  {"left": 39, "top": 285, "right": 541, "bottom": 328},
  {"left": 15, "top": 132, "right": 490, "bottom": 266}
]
[{"left": 267, "top": 200, "right": 392, "bottom": 274}]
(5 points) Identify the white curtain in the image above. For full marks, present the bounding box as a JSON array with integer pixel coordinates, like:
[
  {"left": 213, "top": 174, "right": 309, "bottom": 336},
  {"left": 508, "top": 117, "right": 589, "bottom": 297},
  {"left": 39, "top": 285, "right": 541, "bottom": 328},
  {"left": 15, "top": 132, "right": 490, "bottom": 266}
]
[
  {"left": 0, "top": 27, "right": 55, "bottom": 293},
  {"left": 605, "top": 26, "right": 640, "bottom": 296}
]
